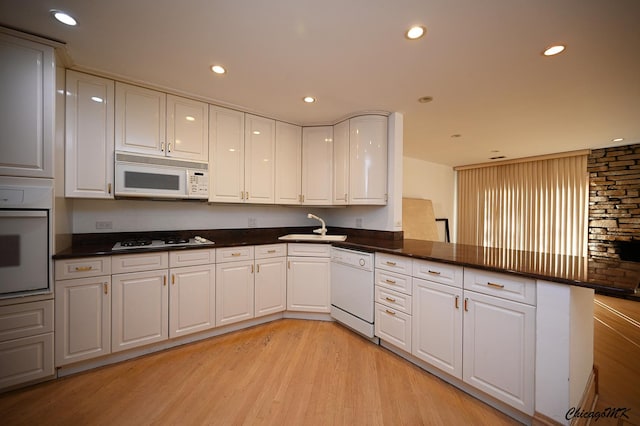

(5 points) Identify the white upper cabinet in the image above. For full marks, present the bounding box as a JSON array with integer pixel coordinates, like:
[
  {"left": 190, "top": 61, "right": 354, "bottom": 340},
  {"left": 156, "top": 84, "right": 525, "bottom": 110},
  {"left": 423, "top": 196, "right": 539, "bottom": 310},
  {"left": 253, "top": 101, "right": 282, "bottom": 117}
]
[
  {"left": 301, "top": 126, "right": 333, "bottom": 205},
  {"left": 115, "top": 82, "right": 208, "bottom": 161},
  {"left": 166, "top": 95, "right": 208, "bottom": 161},
  {"left": 115, "top": 82, "right": 166, "bottom": 156},
  {"left": 275, "top": 121, "right": 302, "bottom": 204},
  {"left": 349, "top": 115, "right": 388, "bottom": 204},
  {"left": 209, "top": 106, "right": 245, "bottom": 202},
  {"left": 244, "top": 114, "right": 276, "bottom": 204},
  {"left": 0, "top": 33, "right": 54, "bottom": 178},
  {"left": 65, "top": 70, "right": 115, "bottom": 198},
  {"left": 332, "top": 120, "right": 349, "bottom": 205}
]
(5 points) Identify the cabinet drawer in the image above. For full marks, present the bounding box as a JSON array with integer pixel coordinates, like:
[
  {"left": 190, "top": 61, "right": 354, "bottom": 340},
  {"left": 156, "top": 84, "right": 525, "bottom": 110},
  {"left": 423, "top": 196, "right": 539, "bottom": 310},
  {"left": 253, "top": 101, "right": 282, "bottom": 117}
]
[
  {"left": 169, "top": 248, "right": 215, "bottom": 267},
  {"left": 287, "top": 243, "right": 331, "bottom": 257},
  {"left": 413, "top": 260, "right": 463, "bottom": 288},
  {"left": 464, "top": 268, "right": 536, "bottom": 305},
  {"left": 111, "top": 252, "right": 169, "bottom": 274},
  {"left": 55, "top": 256, "right": 111, "bottom": 280},
  {"left": 375, "top": 302, "right": 411, "bottom": 353},
  {"left": 0, "top": 300, "right": 54, "bottom": 342},
  {"left": 375, "top": 253, "right": 412, "bottom": 275},
  {"left": 0, "top": 332, "right": 54, "bottom": 389},
  {"left": 216, "top": 246, "right": 254, "bottom": 263},
  {"left": 375, "top": 286, "right": 412, "bottom": 315},
  {"left": 255, "top": 244, "right": 286, "bottom": 259},
  {"left": 375, "top": 269, "right": 412, "bottom": 295}
]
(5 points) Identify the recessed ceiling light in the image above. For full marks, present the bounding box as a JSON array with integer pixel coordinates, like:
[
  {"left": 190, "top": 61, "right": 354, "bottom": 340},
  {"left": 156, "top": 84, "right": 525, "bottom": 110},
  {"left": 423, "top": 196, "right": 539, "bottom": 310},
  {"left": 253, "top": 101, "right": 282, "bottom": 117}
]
[
  {"left": 303, "top": 96, "right": 316, "bottom": 103},
  {"left": 418, "top": 96, "right": 433, "bottom": 103},
  {"left": 51, "top": 10, "right": 77, "bottom": 26},
  {"left": 612, "top": 137, "right": 624, "bottom": 142},
  {"left": 211, "top": 65, "right": 226, "bottom": 74},
  {"left": 543, "top": 45, "right": 566, "bottom": 56},
  {"left": 405, "top": 25, "right": 426, "bottom": 40}
]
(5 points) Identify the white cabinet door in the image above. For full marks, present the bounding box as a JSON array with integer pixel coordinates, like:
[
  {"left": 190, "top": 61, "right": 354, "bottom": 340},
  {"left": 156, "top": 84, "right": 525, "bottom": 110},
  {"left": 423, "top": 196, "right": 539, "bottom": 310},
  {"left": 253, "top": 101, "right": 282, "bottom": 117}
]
[
  {"left": 215, "top": 260, "right": 254, "bottom": 326},
  {"left": 412, "top": 278, "right": 463, "bottom": 379},
  {"left": 349, "top": 115, "right": 387, "bottom": 205},
  {"left": 287, "top": 256, "right": 330, "bottom": 313},
  {"left": 301, "top": 126, "right": 333, "bottom": 205},
  {"left": 209, "top": 106, "right": 245, "bottom": 202},
  {"left": 166, "top": 94, "right": 208, "bottom": 161},
  {"left": 255, "top": 257, "right": 286, "bottom": 317},
  {"left": 332, "top": 120, "right": 349, "bottom": 205},
  {"left": 115, "top": 82, "right": 166, "bottom": 156},
  {"left": 463, "top": 290, "right": 536, "bottom": 415},
  {"left": 275, "top": 121, "right": 302, "bottom": 204},
  {"left": 65, "top": 70, "right": 115, "bottom": 198},
  {"left": 0, "top": 33, "right": 54, "bottom": 178},
  {"left": 55, "top": 276, "right": 111, "bottom": 366},
  {"left": 169, "top": 265, "right": 215, "bottom": 338},
  {"left": 244, "top": 114, "right": 276, "bottom": 204},
  {"left": 112, "top": 270, "right": 169, "bottom": 352}
]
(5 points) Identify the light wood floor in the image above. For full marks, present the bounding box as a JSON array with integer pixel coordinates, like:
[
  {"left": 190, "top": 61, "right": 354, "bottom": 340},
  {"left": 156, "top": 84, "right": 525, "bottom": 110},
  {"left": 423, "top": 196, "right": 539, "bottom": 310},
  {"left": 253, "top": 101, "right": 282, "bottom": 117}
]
[
  {"left": 0, "top": 319, "right": 518, "bottom": 426},
  {"left": 593, "top": 295, "right": 640, "bottom": 426}
]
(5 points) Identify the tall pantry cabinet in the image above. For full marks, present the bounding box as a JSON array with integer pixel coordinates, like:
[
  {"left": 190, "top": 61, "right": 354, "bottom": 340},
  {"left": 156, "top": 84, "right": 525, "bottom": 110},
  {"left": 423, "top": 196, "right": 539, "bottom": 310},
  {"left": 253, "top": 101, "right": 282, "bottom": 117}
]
[{"left": 0, "top": 32, "right": 55, "bottom": 178}]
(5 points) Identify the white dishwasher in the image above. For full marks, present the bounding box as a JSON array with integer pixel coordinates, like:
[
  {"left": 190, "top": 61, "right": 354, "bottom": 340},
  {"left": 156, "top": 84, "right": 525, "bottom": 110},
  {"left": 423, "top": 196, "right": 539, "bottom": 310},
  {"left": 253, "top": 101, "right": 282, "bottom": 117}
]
[{"left": 330, "top": 247, "right": 377, "bottom": 341}]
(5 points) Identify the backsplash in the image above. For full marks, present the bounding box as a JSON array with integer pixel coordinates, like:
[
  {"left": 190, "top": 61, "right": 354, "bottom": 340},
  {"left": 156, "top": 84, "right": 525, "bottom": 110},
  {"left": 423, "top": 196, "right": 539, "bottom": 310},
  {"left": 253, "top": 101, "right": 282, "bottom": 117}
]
[{"left": 588, "top": 143, "right": 640, "bottom": 261}]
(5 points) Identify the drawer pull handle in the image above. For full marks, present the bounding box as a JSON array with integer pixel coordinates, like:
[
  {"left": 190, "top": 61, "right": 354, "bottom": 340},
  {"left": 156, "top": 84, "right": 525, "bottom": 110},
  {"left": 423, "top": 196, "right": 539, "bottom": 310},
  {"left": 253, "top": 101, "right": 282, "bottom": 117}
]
[
  {"left": 464, "top": 298, "right": 469, "bottom": 312},
  {"left": 386, "top": 261, "right": 397, "bottom": 266},
  {"left": 385, "top": 279, "right": 396, "bottom": 284},
  {"left": 385, "top": 297, "right": 397, "bottom": 303},
  {"left": 172, "top": 274, "right": 175, "bottom": 285},
  {"left": 231, "top": 253, "right": 242, "bottom": 257},
  {"left": 75, "top": 266, "right": 92, "bottom": 272},
  {"left": 487, "top": 282, "right": 505, "bottom": 289},
  {"left": 455, "top": 295, "right": 459, "bottom": 309},
  {"left": 163, "top": 276, "right": 167, "bottom": 286},
  {"left": 428, "top": 270, "right": 441, "bottom": 275},
  {"left": 251, "top": 264, "right": 255, "bottom": 273},
  {"left": 104, "top": 283, "right": 108, "bottom": 295},
  {"left": 256, "top": 264, "right": 260, "bottom": 273},
  {"left": 267, "top": 250, "right": 276, "bottom": 254},
  {"left": 385, "top": 309, "right": 396, "bottom": 315}
]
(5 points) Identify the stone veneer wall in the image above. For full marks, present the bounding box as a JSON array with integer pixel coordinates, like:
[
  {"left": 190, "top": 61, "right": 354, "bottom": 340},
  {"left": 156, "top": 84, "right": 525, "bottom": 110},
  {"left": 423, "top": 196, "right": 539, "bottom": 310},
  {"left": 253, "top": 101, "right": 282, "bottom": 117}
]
[{"left": 588, "top": 143, "right": 640, "bottom": 260}]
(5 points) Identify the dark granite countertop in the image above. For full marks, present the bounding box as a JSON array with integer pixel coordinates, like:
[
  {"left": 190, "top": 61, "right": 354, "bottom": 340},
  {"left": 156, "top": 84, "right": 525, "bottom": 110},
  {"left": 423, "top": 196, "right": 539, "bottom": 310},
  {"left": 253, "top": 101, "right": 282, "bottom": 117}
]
[{"left": 53, "top": 228, "right": 640, "bottom": 300}]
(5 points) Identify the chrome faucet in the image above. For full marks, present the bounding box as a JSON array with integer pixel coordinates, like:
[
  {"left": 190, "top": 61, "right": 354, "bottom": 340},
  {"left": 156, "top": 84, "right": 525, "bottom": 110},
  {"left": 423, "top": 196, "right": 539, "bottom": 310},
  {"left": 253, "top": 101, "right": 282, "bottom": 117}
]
[{"left": 307, "top": 213, "right": 327, "bottom": 236}]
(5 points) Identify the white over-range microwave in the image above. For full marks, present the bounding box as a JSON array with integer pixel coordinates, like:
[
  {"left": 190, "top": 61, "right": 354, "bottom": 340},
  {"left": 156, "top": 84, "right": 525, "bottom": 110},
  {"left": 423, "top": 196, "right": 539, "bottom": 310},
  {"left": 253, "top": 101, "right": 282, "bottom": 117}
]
[{"left": 115, "top": 152, "right": 208, "bottom": 199}]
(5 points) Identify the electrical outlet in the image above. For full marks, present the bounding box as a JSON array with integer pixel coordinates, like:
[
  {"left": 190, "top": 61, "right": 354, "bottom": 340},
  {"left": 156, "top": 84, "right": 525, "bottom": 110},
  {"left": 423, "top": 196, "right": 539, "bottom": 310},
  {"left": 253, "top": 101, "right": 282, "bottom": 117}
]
[
  {"left": 355, "top": 217, "right": 363, "bottom": 228},
  {"left": 95, "top": 221, "right": 112, "bottom": 230},
  {"left": 248, "top": 217, "right": 257, "bottom": 228}
]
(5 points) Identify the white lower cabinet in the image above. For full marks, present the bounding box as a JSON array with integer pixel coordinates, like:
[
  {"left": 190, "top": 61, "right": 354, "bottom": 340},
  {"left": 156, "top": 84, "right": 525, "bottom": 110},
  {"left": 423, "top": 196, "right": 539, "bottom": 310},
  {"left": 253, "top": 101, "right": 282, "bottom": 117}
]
[
  {"left": 111, "top": 269, "right": 169, "bottom": 352},
  {"left": 255, "top": 257, "right": 286, "bottom": 316},
  {"left": 462, "top": 290, "right": 536, "bottom": 415},
  {"left": 55, "top": 276, "right": 111, "bottom": 366},
  {"left": 215, "top": 246, "right": 255, "bottom": 326},
  {"left": 169, "top": 264, "right": 216, "bottom": 338},
  {"left": 374, "top": 253, "right": 413, "bottom": 352},
  {"left": 412, "top": 278, "right": 463, "bottom": 379},
  {"left": 0, "top": 300, "right": 55, "bottom": 389},
  {"left": 286, "top": 244, "right": 330, "bottom": 313}
]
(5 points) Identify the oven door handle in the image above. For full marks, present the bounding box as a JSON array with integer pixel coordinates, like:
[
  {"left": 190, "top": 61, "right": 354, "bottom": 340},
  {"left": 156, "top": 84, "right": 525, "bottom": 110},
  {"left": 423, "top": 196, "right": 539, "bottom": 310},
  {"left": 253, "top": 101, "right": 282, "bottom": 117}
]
[{"left": 0, "top": 211, "right": 48, "bottom": 218}]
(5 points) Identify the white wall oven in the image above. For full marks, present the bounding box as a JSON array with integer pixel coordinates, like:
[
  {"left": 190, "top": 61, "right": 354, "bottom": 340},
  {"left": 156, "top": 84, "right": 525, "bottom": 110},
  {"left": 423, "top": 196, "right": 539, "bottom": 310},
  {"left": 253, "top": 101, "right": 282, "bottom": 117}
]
[{"left": 0, "top": 177, "right": 53, "bottom": 298}]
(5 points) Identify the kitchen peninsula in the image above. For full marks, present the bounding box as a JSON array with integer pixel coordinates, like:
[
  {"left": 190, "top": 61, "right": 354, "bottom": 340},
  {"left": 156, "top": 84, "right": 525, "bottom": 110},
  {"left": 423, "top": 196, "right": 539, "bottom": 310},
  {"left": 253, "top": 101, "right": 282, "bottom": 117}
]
[{"left": 52, "top": 228, "right": 640, "bottom": 425}]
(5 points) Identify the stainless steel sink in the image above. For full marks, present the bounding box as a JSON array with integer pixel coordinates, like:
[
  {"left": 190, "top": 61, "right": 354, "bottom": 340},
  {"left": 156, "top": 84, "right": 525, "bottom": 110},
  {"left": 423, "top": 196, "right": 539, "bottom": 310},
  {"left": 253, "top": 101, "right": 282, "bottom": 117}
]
[{"left": 278, "top": 234, "right": 347, "bottom": 242}]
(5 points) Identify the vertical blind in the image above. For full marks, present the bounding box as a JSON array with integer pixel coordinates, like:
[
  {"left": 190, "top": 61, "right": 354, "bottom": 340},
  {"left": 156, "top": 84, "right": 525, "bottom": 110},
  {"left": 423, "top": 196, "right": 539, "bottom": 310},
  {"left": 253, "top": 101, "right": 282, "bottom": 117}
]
[{"left": 456, "top": 153, "right": 589, "bottom": 257}]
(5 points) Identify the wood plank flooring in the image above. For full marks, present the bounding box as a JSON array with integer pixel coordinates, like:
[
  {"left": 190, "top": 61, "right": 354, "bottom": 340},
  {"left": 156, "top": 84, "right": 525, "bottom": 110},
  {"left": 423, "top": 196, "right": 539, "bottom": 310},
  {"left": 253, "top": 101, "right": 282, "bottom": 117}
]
[
  {"left": 0, "top": 319, "right": 518, "bottom": 426},
  {"left": 593, "top": 295, "right": 640, "bottom": 426}
]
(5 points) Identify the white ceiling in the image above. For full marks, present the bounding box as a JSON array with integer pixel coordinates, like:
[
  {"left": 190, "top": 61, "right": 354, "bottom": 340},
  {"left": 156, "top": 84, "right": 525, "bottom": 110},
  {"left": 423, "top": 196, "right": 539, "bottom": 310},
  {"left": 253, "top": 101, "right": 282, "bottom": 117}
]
[{"left": 2, "top": 0, "right": 639, "bottom": 167}]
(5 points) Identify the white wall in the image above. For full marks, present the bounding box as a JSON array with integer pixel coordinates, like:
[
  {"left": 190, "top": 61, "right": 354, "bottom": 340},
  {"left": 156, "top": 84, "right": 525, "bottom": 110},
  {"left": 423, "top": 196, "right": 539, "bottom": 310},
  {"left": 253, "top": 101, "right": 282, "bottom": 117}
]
[{"left": 403, "top": 156, "right": 455, "bottom": 241}]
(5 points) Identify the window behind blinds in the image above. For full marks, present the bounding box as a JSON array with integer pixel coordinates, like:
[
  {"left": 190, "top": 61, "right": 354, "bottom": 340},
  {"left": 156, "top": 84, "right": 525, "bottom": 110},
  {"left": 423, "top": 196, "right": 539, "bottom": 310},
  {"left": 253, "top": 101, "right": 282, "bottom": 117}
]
[{"left": 456, "top": 153, "right": 589, "bottom": 257}]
